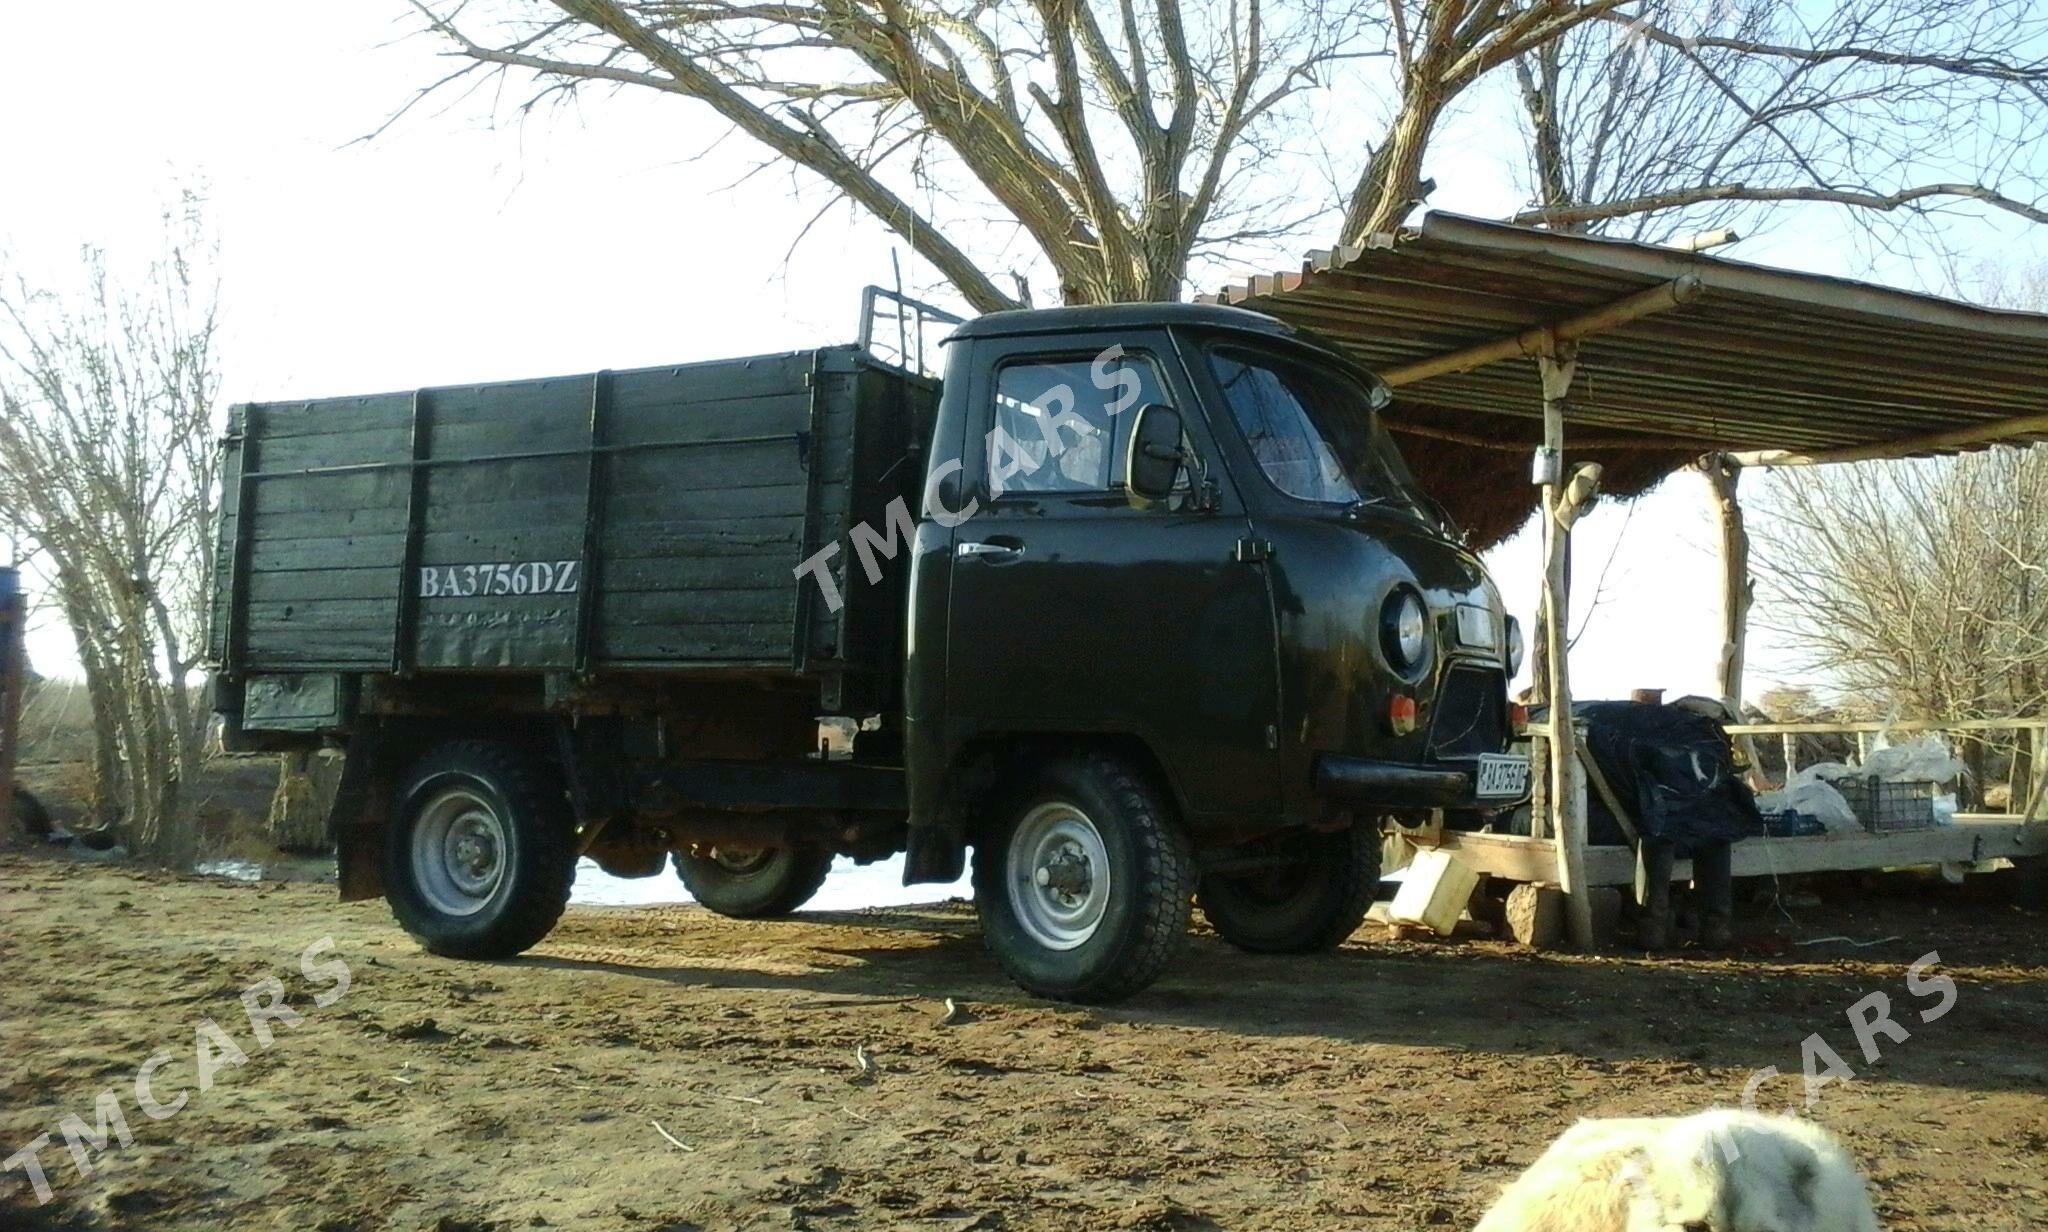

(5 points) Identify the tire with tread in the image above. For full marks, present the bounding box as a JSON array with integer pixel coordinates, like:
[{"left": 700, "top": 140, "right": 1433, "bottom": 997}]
[
  {"left": 1197, "top": 824, "right": 1381, "bottom": 954},
  {"left": 385, "top": 740, "right": 575, "bottom": 960},
  {"left": 973, "top": 753, "right": 1197, "bottom": 1004},
  {"left": 675, "top": 846, "right": 834, "bottom": 918}
]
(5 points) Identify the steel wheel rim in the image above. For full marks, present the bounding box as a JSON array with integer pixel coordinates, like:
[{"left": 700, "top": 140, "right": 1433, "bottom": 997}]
[
  {"left": 411, "top": 787, "right": 509, "bottom": 917},
  {"left": 1227, "top": 863, "right": 1314, "bottom": 909},
  {"left": 1006, "top": 801, "right": 1110, "bottom": 952},
  {"left": 710, "top": 846, "right": 774, "bottom": 875}
]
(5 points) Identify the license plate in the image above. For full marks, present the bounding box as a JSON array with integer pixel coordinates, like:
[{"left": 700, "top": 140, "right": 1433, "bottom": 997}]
[
  {"left": 1475, "top": 753, "right": 1529, "bottom": 800},
  {"left": 1455, "top": 604, "right": 1496, "bottom": 650}
]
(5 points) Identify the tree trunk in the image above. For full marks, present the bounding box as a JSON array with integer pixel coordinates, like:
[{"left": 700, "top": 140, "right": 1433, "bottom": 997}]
[
  {"left": 1341, "top": 89, "right": 1450, "bottom": 246},
  {"left": 268, "top": 751, "right": 343, "bottom": 853},
  {"left": 77, "top": 633, "right": 126, "bottom": 827}
]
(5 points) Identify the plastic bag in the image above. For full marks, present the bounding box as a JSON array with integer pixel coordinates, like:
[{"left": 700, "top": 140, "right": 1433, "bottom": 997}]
[
  {"left": 1754, "top": 768, "right": 1860, "bottom": 833},
  {"left": 1860, "top": 735, "right": 1967, "bottom": 786}
]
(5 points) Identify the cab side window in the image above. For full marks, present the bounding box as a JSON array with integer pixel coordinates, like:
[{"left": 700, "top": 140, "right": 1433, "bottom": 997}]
[{"left": 989, "top": 353, "right": 1164, "bottom": 497}]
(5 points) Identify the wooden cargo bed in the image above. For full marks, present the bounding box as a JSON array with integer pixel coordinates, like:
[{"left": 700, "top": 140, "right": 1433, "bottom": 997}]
[{"left": 211, "top": 346, "right": 935, "bottom": 711}]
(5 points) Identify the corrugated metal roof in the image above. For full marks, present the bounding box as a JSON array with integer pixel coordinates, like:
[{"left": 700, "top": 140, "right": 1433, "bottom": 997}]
[{"left": 1202, "top": 213, "right": 2048, "bottom": 459}]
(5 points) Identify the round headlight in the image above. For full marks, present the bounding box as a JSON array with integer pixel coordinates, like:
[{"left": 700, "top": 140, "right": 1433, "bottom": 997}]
[
  {"left": 1506, "top": 615, "right": 1525, "bottom": 676},
  {"left": 1382, "top": 589, "right": 1429, "bottom": 674}
]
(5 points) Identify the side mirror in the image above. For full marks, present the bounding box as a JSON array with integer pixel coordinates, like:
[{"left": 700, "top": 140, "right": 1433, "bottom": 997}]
[{"left": 1125, "top": 403, "right": 1185, "bottom": 502}]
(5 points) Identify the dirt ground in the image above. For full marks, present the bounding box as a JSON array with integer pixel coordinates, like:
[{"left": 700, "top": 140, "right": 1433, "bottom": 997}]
[{"left": 1, "top": 846, "right": 2044, "bottom": 1232}]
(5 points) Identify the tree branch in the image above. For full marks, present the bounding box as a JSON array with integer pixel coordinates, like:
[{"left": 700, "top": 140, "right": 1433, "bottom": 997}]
[
  {"left": 1513, "top": 180, "right": 2048, "bottom": 228},
  {"left": 411, "top": 0, "right": 1020, "bottom": 312},
  {"left": 1601, "top": 16, "right": 2048, "bottom": 86}
]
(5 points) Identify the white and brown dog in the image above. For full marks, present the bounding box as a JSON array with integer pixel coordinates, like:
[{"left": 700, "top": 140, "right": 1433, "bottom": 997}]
[{"left": 1473, "top": 1109, "right": 1880, "bottom": 1232}]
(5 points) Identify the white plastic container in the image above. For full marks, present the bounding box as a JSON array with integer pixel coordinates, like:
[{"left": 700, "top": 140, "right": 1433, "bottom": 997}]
[{"left": 1388, "top": 847, "right": 1480, "bottom": 937}]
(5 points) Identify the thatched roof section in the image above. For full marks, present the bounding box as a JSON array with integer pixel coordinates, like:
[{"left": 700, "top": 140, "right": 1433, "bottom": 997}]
[
  {"left": 1382, "top": 404, "right": 1691, "bottom": 550},
  {"left": 1202, "top": 213, "right": 2048, "bottom": 549}
]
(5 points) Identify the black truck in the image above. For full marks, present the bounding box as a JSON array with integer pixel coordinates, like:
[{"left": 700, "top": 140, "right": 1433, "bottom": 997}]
[{"left": 211, "top": 299, "right": 1523, "bottom": 1002}]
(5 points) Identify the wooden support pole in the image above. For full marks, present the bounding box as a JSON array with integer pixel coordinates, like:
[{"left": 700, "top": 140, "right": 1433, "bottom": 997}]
[
  {"left": 2026, "top": 723, "right": 2047, "bottom": 822},
  {"left": 1699, "top": 454, "right": 1767, "bottom": 786},
  {"left": 1701, "top": 455, "right": 1751, "bottom": 709},
  {"left": 1727, "top": 411, "right": 2048, "bottom": 468},
  {"left": 1538, "top": 346, "right": 1599, "bottom": 952}
]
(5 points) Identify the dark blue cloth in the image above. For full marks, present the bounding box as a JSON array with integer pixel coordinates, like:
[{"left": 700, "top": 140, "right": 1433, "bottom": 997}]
[{"left": 1533, "top": 701, "right": 1766, "bottom": 856}]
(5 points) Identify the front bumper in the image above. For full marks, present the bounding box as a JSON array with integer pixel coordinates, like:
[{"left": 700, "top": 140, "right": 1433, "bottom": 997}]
[
  {"left": 1315, "top": 755, "right": 1472, "bottom": 808},
  {"left": 1314, "top": 753, "right": 1529, "bottom": 810}
]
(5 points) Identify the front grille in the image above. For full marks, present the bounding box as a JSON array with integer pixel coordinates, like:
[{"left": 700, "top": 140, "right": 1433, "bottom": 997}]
[{"left": 1428, "top": 662, "right": 1507, "bottom": 758}]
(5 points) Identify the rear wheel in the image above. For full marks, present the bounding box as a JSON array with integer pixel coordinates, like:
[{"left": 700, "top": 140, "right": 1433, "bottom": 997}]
[
  {"left": 674, "top": 846, "right": 834, "bottom": 918},
  {"left": 1197, "top": 825, "right": 1382, "bottom": 954},
  {"left": 384, "top": 741, "right": 575, "bottom": 960},
  {"left": 973, "top": 754, "right": 1197, "bottom": 1004}
]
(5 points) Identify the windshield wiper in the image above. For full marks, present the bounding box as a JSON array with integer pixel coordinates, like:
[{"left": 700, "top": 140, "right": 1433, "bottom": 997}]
[
  {"left": 1417, "top": 489, "right": 1459, "bottom": 536},
  {"left": 1346, "top": 491, "right": 1463, "bottom": 540}
]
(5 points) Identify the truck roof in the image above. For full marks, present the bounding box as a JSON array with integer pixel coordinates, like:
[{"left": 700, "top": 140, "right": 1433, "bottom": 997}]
[{"left": 947, "top": 301, "right": 1297, "bottom": 343}]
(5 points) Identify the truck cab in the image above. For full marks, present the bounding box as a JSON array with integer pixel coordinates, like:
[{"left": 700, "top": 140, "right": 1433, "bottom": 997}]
[{"left": 894, "top": 304, "right": 1521, "bottom": 998}]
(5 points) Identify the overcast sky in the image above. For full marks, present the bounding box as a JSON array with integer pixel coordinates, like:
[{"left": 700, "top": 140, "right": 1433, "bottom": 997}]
[{"left": 4, "top": 3, "right": 2046, "bottom": 705}]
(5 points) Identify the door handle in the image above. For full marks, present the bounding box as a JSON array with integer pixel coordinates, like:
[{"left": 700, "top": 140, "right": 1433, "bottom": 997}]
[{"left": 956, "top": 540, "right": 1023, "bottom": 561}]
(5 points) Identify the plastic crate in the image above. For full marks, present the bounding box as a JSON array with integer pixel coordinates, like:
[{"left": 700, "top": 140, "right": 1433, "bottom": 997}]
[{"left": 1834, "top": 776, "right": 1937, "bottom": 832}]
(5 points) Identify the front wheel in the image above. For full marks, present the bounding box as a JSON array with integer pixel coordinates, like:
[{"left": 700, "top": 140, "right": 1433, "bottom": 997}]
[
  {"left": 674, "top": 846, "right": 834, "bottom": 918},
  {"left": 973, "top": 754, "right": 1197, "bottom": 1004},
  {"left": 1197, "top": 824, "right": 1382, "bottom": 954},
  {"left": 385, "top": 741, "right": 575, "bottom": 960}
]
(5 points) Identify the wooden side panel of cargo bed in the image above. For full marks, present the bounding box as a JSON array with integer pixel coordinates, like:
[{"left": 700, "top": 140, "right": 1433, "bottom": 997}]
[
  {"left": 231, "top": 393, "right": 415, "bottom": 670},
  {"left": 591, "top": 355, "right": 817, "bottom": 666},
  {"left": 220, "top": 351, "right": 837, "bottom": 676},
  {"left": 412, "top": 375, "right": 590, "bottom": 669}
]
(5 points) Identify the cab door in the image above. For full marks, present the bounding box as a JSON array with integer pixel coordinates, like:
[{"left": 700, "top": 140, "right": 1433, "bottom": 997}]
[{"left": 942, "top": 332, "right": 1282, "bottom": 829}]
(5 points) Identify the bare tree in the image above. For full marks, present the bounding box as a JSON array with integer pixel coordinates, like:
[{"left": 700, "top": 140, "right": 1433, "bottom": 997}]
[
  {"left": 1336, "top": 0, "right": 1645, "bottom": 242},
  {"left": 0, "top": 197, "right": 222, "bottom": 861},
  {"left": 1753, "top": 443, "right": 2048, "bottom": 800},
  {"left": 1755, "top": 450, "right": 2048, "bottom": 719},
  {"left": 397, "top": 0, "right": 2047, "bottom": 309},
  {"left": 399, "top": 0, "right": 1391, "bottom": 309},
  {"left": 1507, "top": 0, "right": 2048, "bottom": 248}
]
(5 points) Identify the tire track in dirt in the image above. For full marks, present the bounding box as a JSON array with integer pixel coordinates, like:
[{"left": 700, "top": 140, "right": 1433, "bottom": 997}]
[{"left": 2, "top": 851, "right": 2043, "bottom": 1230}]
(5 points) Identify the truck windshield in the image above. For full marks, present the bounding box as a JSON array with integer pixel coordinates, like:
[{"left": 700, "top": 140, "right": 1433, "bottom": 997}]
[{"left": 1208, "top": 347, "right": 1439, "bottom": 525}]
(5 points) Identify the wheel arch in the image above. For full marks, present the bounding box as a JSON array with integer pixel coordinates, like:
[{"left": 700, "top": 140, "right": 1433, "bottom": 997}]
[
  {"left": 965, "top": 735, "right": 1200, "bottom": 1002},
  {"left": 904, "top": 729, "right": 1187, "bottom": 887},
  {"left": 331, "top": 716, "right": 566, "bottom": 902}
]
